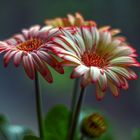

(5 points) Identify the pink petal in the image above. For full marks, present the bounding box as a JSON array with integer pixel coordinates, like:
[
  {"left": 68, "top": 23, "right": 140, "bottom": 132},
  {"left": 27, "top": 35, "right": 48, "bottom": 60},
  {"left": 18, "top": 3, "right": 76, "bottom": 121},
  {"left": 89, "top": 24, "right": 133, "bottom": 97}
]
[
  {"left": 29, "top": 25, "right": 40, "bottom": 37},
  {"left": 14, "top": 34, "right": 25, "bottom": 43},
  {"left": 31, "top": 52, "right": 53, "bottom": 83},
  {"left": 22, "top": 54, "right": 35, "bottom": 80},
  {"left": 3, "top": 50, "right": 17, "bottom": 67},
  {"left": 37, "top": 51, "right": 64, "bottom": 74},
  {"left": 13, "top": 51, "right": 23, "bottom": 67}
]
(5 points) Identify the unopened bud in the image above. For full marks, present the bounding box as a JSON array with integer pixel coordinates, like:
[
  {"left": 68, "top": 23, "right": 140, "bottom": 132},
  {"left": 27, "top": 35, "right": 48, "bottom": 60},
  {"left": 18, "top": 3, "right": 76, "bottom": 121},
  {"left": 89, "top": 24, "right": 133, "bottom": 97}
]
[{"left": 81, "top": 113, "right": 107, "bottom": 138}]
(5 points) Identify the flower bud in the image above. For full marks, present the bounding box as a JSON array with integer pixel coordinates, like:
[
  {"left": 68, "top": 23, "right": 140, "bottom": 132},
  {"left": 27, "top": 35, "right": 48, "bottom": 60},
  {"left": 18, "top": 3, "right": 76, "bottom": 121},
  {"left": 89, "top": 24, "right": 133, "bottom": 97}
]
[{"left": 81, "top": 113, "right": 107, "bottom": 138}]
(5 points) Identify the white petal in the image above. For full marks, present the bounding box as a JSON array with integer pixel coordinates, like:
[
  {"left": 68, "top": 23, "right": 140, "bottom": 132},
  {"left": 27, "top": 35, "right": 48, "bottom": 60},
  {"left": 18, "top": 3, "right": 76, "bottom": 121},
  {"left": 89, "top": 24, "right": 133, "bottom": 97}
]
[
  {"left": 108, "top": 66, "right": 131, "bottom": 79},
  {"left": 73, "top": 32, "right": 86, "bottom": 53},
  {"left": 50, "top": 45, "right": 80, "bottom": 60},
  {"left": 110, "top": 46, "right": 135, "bottom": 58},
  {"left": 108, "top": 80, "right": 119, "bottom": 97},
  {"left": 40, "top": 26, "right": 52, "bottom": 32},
  {"left": 98, "top": 72, "right": 107, "bottom": 91},
  {"left": 105, "top": 69, "right": 121, "bottom": 87},
  {"left": 91, "top": 27, "right": 100, "bottom": 47},
  {"left": 90, "top": 66, "right": 100, "bottom": 82},
  {"left": 81, "top": 70, "right": 91, "bottom": 87},
  {"left": 95, "top": 83, "right": 105, "bottom": 100},
  {"left": 71, "top": 65, "right": 89, "bottom": 78},
  {"left": 110, "top": 56, "right": 136, "bottom": 65},
  {"left": 57, "top": 35, "right": 81, "bottom": 56},
  {"left": 81, "top": 27, "right": 93, "bottom": 49},
  {"left": 62, "top": 55, "right": 82, "bottom": 64}
]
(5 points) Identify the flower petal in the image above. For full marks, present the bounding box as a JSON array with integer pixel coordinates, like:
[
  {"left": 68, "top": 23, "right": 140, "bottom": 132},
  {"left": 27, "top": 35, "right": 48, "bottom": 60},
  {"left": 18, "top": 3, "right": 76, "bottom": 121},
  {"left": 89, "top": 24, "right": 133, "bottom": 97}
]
[
  {"left": 71, "top": 65, "right": 89, "bottom": 78},
  {"left": 108, "top": 80, "right": 119, "bottom": 97},
  {"left": 81, "top": 70, "right": 91, "bottom": 87},
  {"left": 110, "top": 56, "right": 136, "bottom": 66},
  {"left": 13, "top": 51, "right": 23, "bottom": 67},
  {"left": 31, "top": 52, "right": 53, "bottom": 83},
  {"left": 22, "top": 54, "right": 35, "bottom": 79},
  {"left": 81, "top": 27, "right": 93, "bottom": 49},
  {"left": 90, "top": 66, "right": 100, "bottom": 82},
  {"left": 98, "top": 72, "right": 107, "bottom": 91},
  {"left": 37, "top": 51, "right": 64, "bottom": 74},
  {"left": 95, "top": 83, "right": 105, "bottom": 100},
  {"left": 3, "top": 50, "right": 17, "bottom": 67}
]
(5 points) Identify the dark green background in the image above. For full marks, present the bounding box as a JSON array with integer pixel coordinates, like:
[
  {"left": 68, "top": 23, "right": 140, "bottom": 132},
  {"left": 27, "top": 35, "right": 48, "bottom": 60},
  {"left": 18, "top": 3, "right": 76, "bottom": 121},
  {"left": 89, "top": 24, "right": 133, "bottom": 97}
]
[{"left": 0, "top": 0, "right": 140, "bottom": 140}]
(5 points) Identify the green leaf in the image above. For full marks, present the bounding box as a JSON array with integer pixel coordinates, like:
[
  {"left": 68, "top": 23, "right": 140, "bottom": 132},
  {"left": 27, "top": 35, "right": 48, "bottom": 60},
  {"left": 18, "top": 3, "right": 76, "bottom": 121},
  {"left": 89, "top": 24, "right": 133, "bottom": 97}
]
[
  {"left": 0, "top": 114, "right": 8, "bottom": 126},
  {"left": 44, "top": 105, "right": 70, "bottom": 140},
  {"left": 132, "top": 128, "right": 140, "bottom": 140},
  {"left": 45, "top": 133, "right": 60, "bottom": 140},
  {"left": 23, "top": 135, "right": 40, "bottom": 140}
]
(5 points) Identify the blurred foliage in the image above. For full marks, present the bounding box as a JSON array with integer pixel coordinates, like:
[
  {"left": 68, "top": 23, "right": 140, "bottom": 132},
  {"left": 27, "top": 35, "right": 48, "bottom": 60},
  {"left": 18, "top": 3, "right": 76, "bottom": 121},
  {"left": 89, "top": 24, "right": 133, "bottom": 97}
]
[
  {"left": 44, "top": 105, "right": 114, "bottom": 140},
  {"left": 132, "top": 128, "right": 140, "bottom": 140},
  {"left": 40, "top": 67, "right": 73, "bottom": 93},
  {"left": 44, "top": 105, "right": 71, "bottom": 140},
  {"left": 0, "top": 114, "right": 33, "bottom": 140},
  {"left": 0, "top": 114, "right": 9, "bottom": 126},
  {"left": 79, "top": 108, "right": 114, "bottom": 140},
  {"left": 23, "top": 135, "right": 40, "bottom": 140}
]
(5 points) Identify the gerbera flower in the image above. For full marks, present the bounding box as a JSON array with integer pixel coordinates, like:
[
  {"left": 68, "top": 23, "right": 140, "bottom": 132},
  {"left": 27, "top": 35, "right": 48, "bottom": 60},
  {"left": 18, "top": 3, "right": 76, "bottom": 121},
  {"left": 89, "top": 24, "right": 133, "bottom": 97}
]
[
  {"left": 45, "top": 12, "right": 96, "bottom": 27},
  {"left": 49, "top": 26, "right": 139, "bottom": 100},
  {"left": 0, "top": 25, "right": 64, "bottom": 83}
]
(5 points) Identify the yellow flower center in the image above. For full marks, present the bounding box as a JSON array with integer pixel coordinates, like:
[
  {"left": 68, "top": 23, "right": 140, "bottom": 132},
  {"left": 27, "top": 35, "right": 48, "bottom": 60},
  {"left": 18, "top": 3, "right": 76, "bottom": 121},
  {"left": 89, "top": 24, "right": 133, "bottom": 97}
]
[
  {"left": 17, "top": 38, "right": 44, "bottom": 51},
  {"left": 81, "top": 51, "right": 108, "bottom": 67}
]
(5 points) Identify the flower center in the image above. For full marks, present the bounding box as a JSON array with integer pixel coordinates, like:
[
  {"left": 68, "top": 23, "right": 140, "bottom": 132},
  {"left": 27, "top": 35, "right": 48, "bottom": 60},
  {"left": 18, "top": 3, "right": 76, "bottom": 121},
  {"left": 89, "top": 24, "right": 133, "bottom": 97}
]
[
  {"left": 81, "top": 51, "right": 108, "bottom": 67},
  {"left": 17, "top": 38, "right": 44, "bottom": 51}
]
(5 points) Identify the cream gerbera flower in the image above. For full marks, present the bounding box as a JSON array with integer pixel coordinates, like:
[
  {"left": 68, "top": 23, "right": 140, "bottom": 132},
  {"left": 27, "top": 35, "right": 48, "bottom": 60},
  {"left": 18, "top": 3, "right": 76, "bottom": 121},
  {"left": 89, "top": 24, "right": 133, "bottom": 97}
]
[
  {"left": 45, "top": 12, "right": 96, "bottom": 27},
  {"left": 49, "top": 26, "right": 139, "bottom": 100},
  {"left": 0, "top": 25, "right": 64, "bottom": 82}
]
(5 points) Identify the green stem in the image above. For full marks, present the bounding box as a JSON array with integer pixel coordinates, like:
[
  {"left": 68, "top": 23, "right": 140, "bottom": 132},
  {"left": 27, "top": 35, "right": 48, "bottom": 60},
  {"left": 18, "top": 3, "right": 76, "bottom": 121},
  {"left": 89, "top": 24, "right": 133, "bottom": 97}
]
[
  {"left": 70, "top": 78, "right": 80, "bottom": 112},
  {"left": 68, "top": 87, "right": 86, "bottom": 140},
  {"left": 34, "top": 71, "right": 44, "bottom": 140}
]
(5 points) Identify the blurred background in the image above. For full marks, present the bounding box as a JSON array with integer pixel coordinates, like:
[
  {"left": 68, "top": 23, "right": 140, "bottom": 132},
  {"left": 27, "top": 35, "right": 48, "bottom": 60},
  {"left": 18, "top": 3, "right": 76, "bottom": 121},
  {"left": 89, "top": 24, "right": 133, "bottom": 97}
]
[{"left": 0, "top": 0, "right": 140, "bottom": 140}]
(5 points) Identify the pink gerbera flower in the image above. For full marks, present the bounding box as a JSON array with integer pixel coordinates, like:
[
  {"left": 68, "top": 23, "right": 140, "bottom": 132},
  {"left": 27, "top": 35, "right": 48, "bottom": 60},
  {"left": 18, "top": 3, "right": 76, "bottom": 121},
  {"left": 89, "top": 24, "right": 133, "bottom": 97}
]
[
  {"left": 0, "top": 25, "right": 64, "bottom": 83},
  {"left": 49, "top": 26, "right": 139, "bottom": 100}
]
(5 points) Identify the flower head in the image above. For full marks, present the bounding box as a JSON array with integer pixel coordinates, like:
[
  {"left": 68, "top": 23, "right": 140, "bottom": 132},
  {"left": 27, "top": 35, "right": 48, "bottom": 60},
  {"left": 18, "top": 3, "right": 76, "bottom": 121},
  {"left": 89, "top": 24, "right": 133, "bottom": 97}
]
[
  {"left": 81, "top": 113, "right": 107, "bottom": 138},
  {"left": 0, "top": 25, "right": 64, "bottom": 83},
  {"left": 49, "top": 26, "right": 139, "bottom": 99},
  {"left": 45, "top": 12, "right": 96, "bottom": 27}
]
